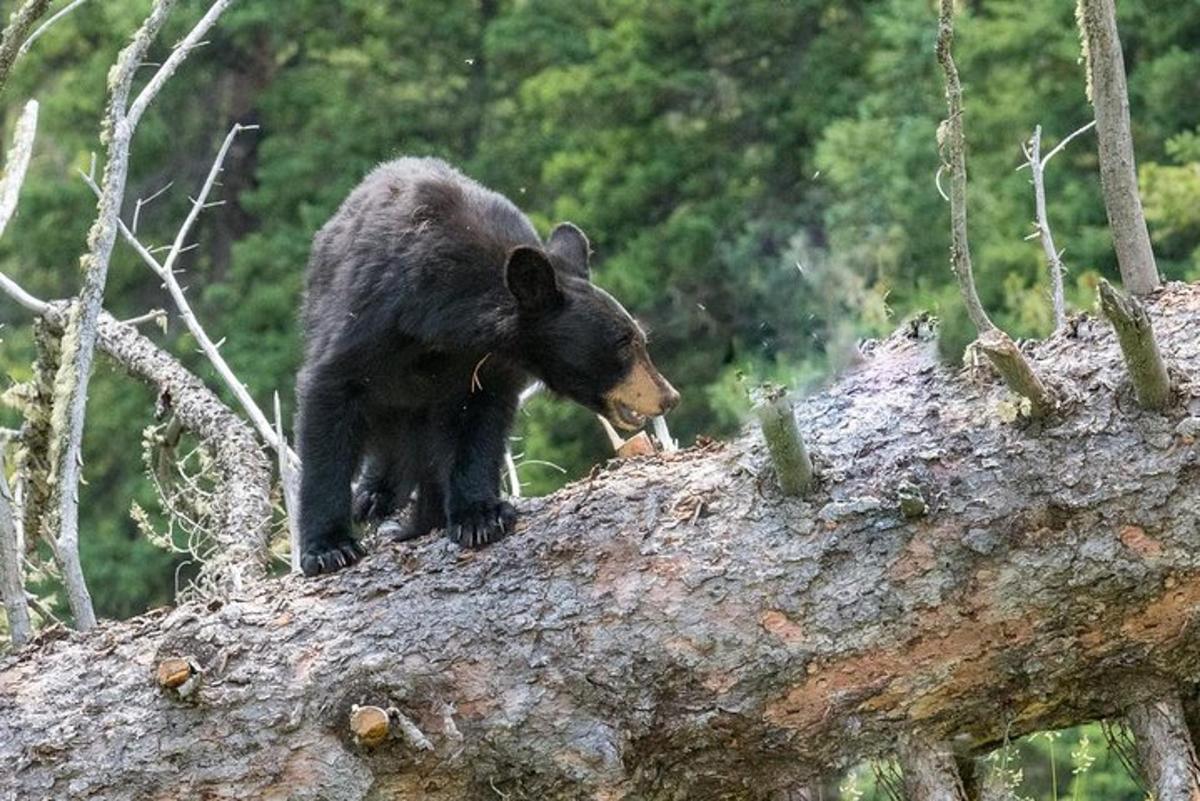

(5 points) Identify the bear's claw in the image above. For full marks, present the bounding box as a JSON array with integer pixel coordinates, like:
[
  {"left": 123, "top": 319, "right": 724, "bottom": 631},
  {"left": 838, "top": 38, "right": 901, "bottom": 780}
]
[
  {"left": 447, "top": 501, "right": 517, "bottom": 549},
  {"left": 301, "top": 536, "right": 367, "bottom": 577},
  {"left": 352, "top": 485, "right": 393, "bottom": 524}
]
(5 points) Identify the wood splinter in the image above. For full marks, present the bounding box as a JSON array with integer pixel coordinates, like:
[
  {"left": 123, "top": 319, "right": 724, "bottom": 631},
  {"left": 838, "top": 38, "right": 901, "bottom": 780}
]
[
  {"left": 1098, "top": 279, "right": 1173, "bottom": 411},
  {"left": 975, "top": 329, "right": 1057, "bottom": 417},
  {"left": 597, "top": 416, "right": 656, "bottom": 458},
  {"left": 754, "top": 386, "right": 814, "bottom": 497}
]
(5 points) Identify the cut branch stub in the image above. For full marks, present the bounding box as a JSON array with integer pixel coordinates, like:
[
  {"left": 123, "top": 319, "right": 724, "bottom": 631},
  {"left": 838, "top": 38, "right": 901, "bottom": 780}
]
[
  {"left": 155, "top": 657, "right": 193, "bottom": 689},
  {"left": 897, "top": 736, "right": 970, "bottom": 801},
  {"left": 975, "top": 330, "right": 1057, "bottom": 417},
  {"left": 754, "top": 386, "right": 814, "bottom": 496},
  {"left": 349, "top": 705, "right": 390, "bottom": 748},
  {"left": 1126, "top": 694, "right": 1200, "bottom": 801},
  {"left": 1098, "top": 279, "right": 1173, "bottom": 411}
]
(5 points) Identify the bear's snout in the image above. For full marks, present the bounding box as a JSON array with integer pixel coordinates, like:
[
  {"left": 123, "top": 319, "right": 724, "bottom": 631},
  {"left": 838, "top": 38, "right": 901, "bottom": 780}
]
[{"left": 603, "top": 352, "right": 680, "bottom": 430}]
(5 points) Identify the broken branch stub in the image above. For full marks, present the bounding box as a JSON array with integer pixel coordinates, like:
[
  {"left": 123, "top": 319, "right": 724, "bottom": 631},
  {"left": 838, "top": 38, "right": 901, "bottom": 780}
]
[
  {"left": 975, "top": 330, "right": 1057, "bottom": 417},
  {"left": 754, "top": 386, "right": 814, "bottom": 496},
  {"left": 1098, "top": 279, "right": 1173, "bottom": 411}
]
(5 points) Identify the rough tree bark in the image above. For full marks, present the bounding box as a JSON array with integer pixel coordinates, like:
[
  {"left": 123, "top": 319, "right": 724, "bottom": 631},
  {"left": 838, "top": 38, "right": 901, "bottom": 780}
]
[{"left": 2, "top": 283, "right": 1199, "bottom": 800}]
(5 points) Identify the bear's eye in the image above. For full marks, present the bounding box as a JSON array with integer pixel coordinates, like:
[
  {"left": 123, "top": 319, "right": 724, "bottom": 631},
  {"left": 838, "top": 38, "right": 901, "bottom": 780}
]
[{"left": 615, "top": 333, "right": 634, "bottom": 350}]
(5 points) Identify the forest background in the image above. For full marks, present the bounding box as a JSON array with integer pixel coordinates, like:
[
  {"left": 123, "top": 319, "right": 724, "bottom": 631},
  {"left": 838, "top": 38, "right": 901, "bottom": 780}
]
[{"left": 1, "top": 6, "right": 1198, "bottom": 792}]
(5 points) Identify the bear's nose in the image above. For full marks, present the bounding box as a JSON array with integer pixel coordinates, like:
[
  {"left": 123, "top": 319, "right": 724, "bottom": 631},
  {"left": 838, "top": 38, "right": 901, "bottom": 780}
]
[{"left": 660, "top": 382, "right": 681, "bottom": 413}]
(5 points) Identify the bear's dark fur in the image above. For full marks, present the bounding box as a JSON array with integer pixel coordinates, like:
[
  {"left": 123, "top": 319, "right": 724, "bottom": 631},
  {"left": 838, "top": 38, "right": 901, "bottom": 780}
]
[{"left": 296, "top": 157, "right": 679, "bottom": 576}]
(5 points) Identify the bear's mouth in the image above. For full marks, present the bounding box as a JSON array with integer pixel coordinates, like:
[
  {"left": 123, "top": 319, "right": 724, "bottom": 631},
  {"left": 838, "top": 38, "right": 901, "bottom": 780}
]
[{"left": 610, "top": 401, "right": 647, "bottom": 431}]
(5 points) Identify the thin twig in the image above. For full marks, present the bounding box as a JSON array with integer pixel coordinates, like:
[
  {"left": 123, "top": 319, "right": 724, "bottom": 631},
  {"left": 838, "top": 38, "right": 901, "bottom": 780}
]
[
  {"left": 935, "top": 0, "right": 994, "bottom": 334},
  {"left": 273, "top": 392, "right": 301, "bottom": 574},
  {"left": 125, "top": 0, "right": 236, "bottom": 130},
  {"left": 0, "top": 269, "right": 48, "bottom": 314},
  {"left": 131, "top": 179, "right": 174, "bottom": 234},
  {"left": 82, "top": 123, "right": 292, "bottom": 464},
  {"left": 121, "top": 308, "right": 167, "bottom": 328},
  {"left": 1043, "top": 119, "right": 1096, "bottom": 166},
  {"left": 1022, "top": 121, "right": 1095, "bottom": 331},
  {"left": 1027, "top": 127, "right": 1066, "bottom": 330},
  {"left": 504, "top": 450, "right": 521, "bottom": 498},
  {"left": 16, "top": 0, "right": 89, "bottom": 59}
]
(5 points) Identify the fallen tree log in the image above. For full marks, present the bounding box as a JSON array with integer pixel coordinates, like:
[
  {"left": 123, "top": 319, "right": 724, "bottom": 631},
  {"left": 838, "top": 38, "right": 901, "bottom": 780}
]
[{"left": 2, "top": 283, "right": 1200, "bottom": 801}]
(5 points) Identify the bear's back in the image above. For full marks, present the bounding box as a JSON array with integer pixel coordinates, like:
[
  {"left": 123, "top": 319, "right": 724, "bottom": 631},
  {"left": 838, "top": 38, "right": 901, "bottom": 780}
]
[{"left": 302, "top": 157, "right": 540, "bottom": 353}]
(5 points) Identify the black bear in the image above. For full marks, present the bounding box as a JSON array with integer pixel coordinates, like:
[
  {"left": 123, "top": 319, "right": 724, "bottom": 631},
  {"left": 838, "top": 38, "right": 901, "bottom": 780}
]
[{"left": 296, "top": 157, "right": 679, "bottom": 576}]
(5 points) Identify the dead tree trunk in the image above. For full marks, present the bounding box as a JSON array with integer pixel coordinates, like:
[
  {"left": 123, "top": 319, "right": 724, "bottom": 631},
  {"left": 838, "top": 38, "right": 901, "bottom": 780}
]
[{"left": 2, "top": 283, "right": 1199, "bottom": 801}]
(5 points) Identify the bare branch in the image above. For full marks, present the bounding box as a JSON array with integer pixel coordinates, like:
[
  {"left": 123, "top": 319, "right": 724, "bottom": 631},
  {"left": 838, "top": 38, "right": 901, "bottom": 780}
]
[
  {"left": 274, "top": 392, "right": 301, "bottom": 575},
  {"left": 1043, "top": 119, "right": 1096, "bottom": 167},
  {"left": 935, "top": 0, "right": 994, "bottom": 334},
  {"left": 0, "top": 453, "right": 33, "bottom": 646},
  {"left": 0, "top": 100, "right": 44, "bottom": 315},
  {"left": 1126, "top": 694, "right": 1200, "bottom": 801},
  {"left": 1097, "top": 279, "right": 1173, "bottom": 410},
  {"left": 1024, "top": 127, "right": 1063, "bottom": 330},
  {"left": 1077, "top": 0, "right": 1160, "bottom": 295},
  {"left": 121, "top": 308, "right": 167, "bottom": 328},
  {"left": 83, "top": 123, "right": 293, "bottom": 465},
  {"left": 46, "top": 0, "right": 180, "bottom": 632},
  {"left": 125, "top": 0, "right": 236, "bottom": 131},
  {"left": 16, "top": 0, "right": 89, "bottom": 59},
  {"left": 0, "top": 269, "right": 48, "bottom": 314},
  {"left": 1021, "top": 119, "right": 1096, "bottom": 332},
  {"left": 0, "top": 99, "right": 38, "bottom": 238},
  {"left": 0, "top": 0, "right": 51, "bottom": 95}
]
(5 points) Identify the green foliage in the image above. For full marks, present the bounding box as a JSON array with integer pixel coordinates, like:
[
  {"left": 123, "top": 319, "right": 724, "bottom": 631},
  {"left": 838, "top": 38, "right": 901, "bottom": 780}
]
[
  {"left": 842, "top": 725, "right": 1144, "bottom": 801},
  {"left": 1, "top": 0, "right": 1199, "bottom": 622}
]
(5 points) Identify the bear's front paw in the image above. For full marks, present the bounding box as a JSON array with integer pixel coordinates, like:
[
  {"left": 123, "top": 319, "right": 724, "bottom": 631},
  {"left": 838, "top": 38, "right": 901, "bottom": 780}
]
[
  {"left": 447, "top": 501, "right": 517, "bottom": 549},
  {"left": 300, "top": 534, "right": 367, "bottom": 577}
]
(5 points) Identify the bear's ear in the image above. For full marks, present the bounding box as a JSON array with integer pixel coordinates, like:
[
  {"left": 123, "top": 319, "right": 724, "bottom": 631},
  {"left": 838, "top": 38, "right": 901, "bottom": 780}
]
[
  {"left": 505, "top": 246, "right": 563, "bottom": 314},
  {"left": 546, "top": 222, "right": 591, "bottom": 281}
]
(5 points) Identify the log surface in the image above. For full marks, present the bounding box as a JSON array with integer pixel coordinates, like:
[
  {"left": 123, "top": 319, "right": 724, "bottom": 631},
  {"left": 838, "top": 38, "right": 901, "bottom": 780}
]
[{"left": 2, "top": 284, "right": 1200, "bottom": 801}]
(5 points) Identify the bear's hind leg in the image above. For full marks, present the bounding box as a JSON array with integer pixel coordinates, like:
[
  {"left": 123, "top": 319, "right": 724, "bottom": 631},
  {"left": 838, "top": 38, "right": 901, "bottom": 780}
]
[
  {"left": 352, "top": 451, "right": 415, "bottom": 525},
  {"left": 381, "top": 482, "right": 446, "bottom": 542}
]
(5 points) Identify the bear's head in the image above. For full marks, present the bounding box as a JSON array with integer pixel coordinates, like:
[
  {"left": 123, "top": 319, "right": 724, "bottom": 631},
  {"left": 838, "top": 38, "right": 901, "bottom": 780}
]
[{"left": 506, "top": 223, "right": 680, "bottom": 431}]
